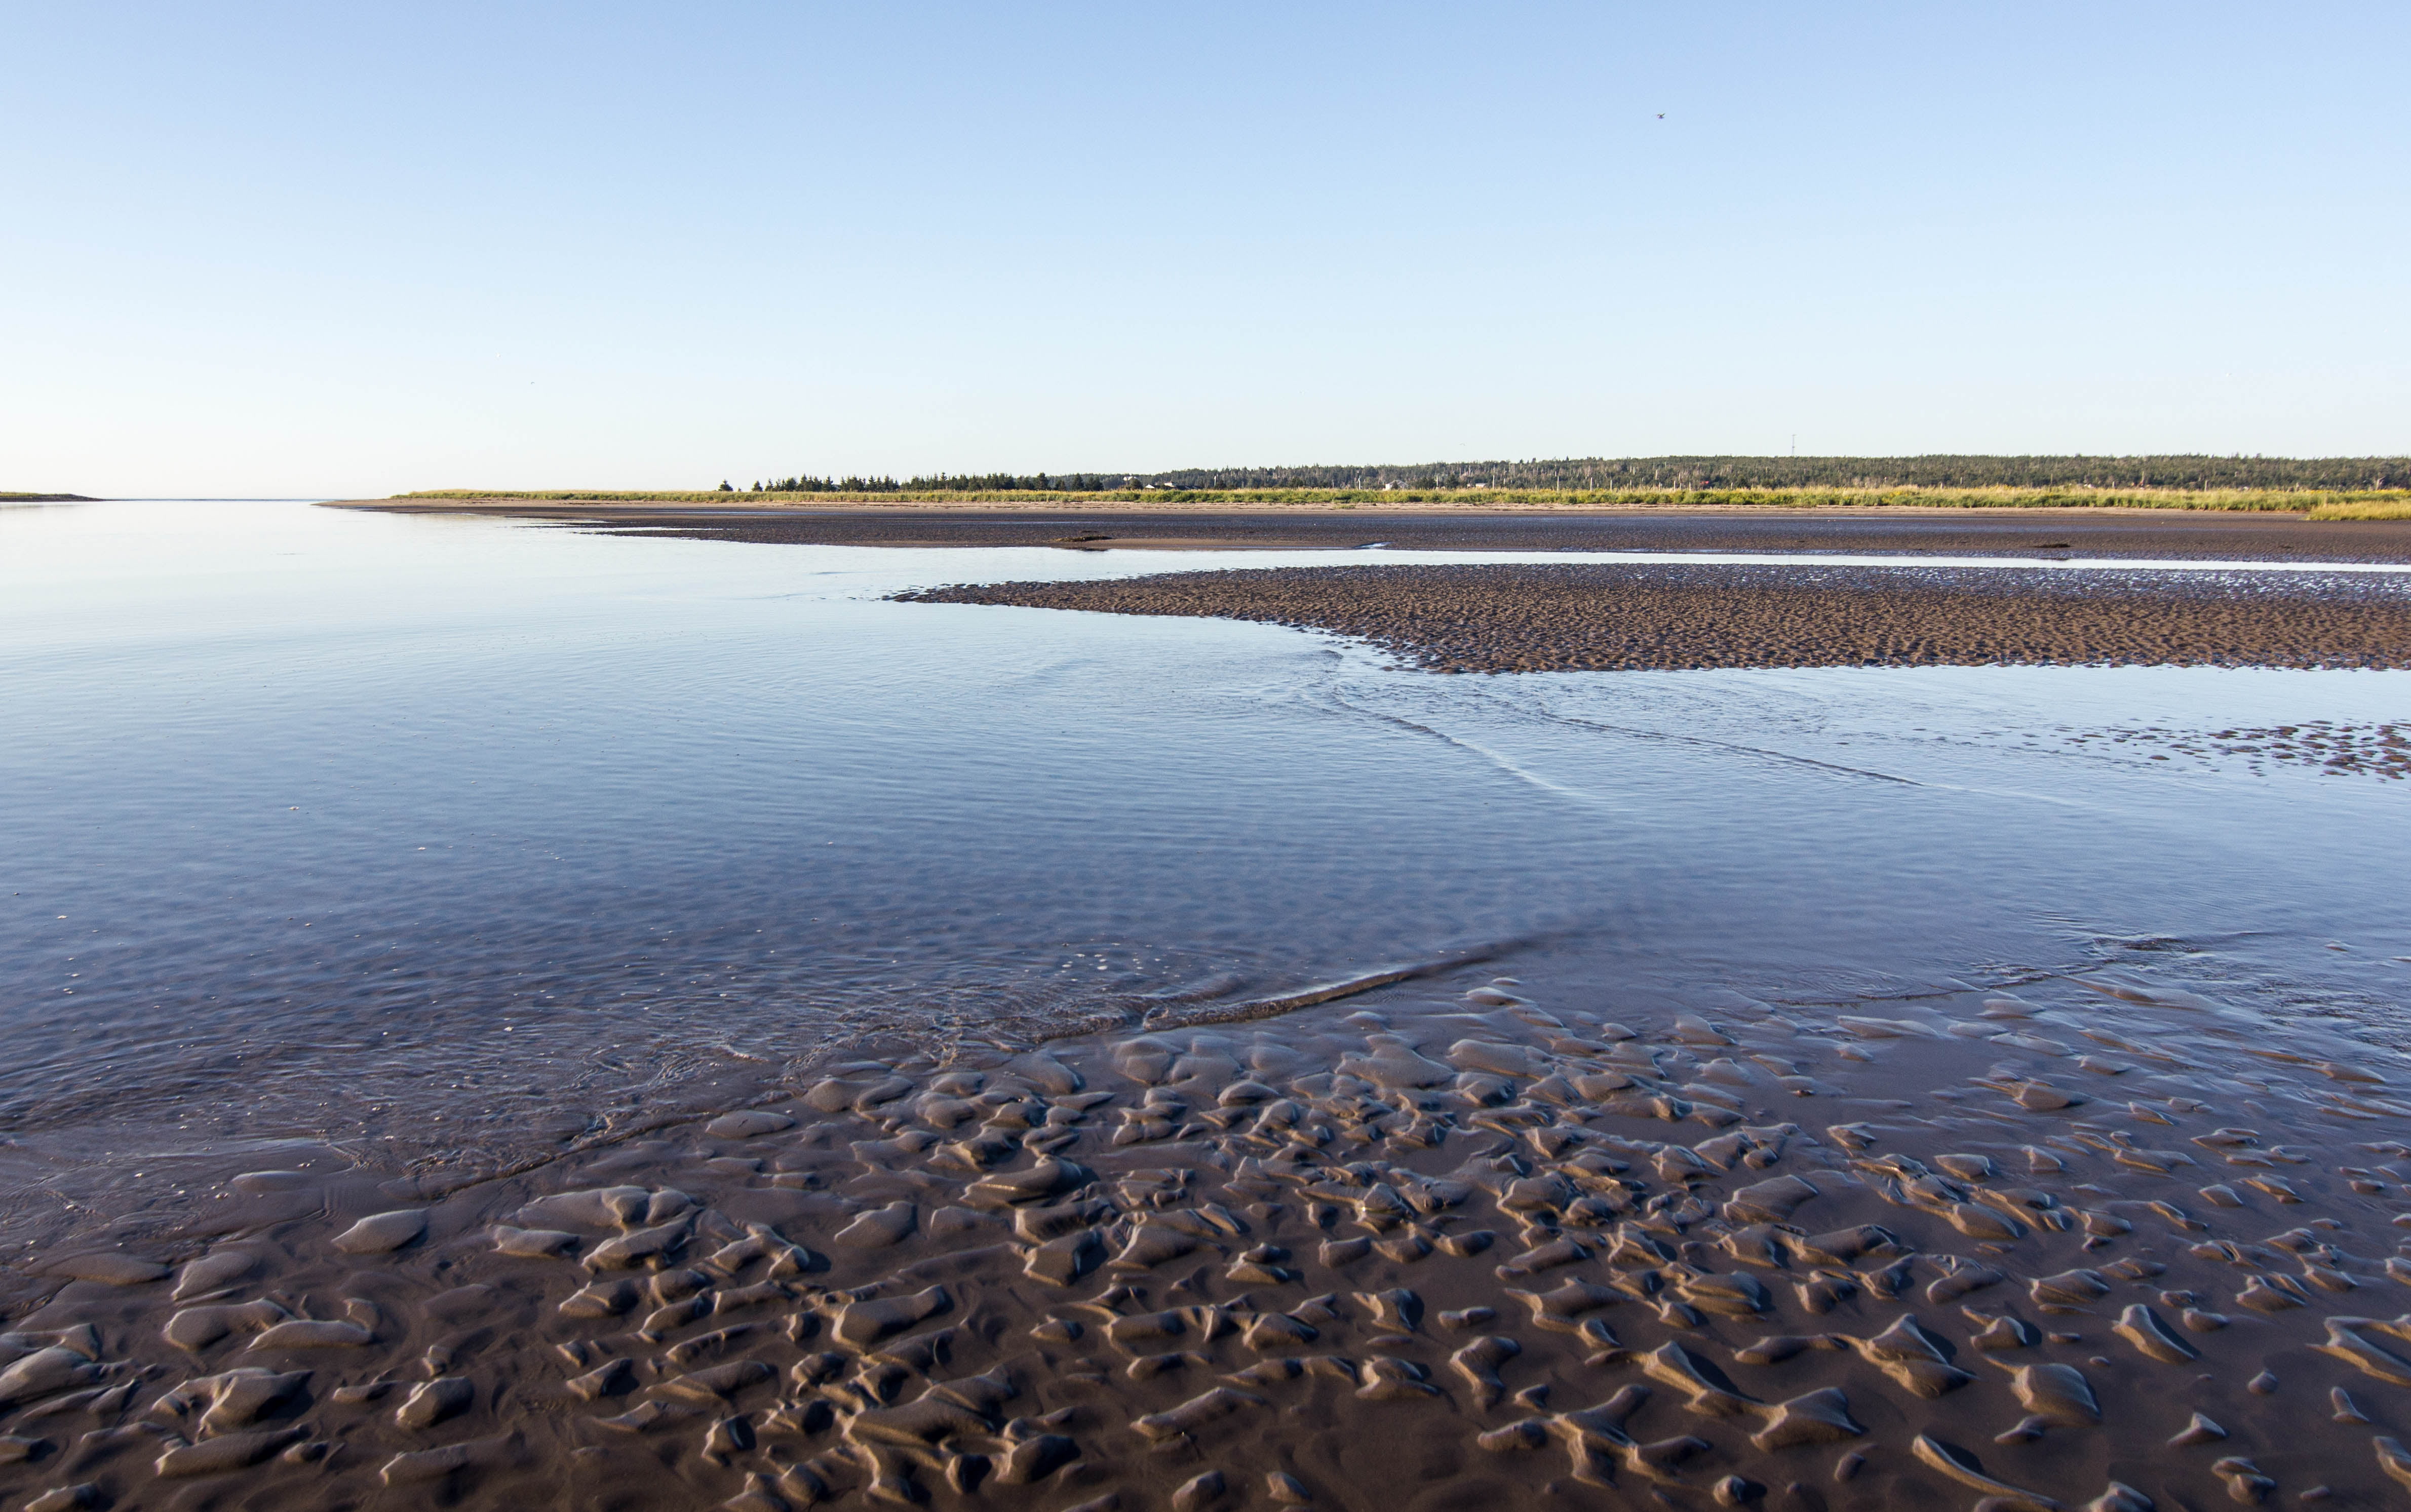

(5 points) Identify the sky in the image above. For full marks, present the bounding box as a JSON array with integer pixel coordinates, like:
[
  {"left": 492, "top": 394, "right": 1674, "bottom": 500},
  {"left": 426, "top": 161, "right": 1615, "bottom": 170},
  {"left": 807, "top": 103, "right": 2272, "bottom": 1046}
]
[{"left": 5, "top": 2, "right": 2407, "bottom": 496}]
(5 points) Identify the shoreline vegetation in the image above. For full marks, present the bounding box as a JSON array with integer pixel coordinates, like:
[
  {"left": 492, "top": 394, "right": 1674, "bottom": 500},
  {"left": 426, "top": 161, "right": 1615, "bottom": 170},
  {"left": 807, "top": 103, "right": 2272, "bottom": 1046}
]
[
  {"left": 413, "top": 451, "right": 2411, "bottom": 496},
  {"left": 0, "top": 491, "right": 92, "bottom": 502},
  {"left": 390, "top": 454, "right": 2411, "bottom": 517},
  {"left": 385, "top": 492, "right": 2401, "bottom": 525},
  {"left": 2309, "top": 496, "right": 2411, "bottom": 519},
  {"left": 390, "top": 485, "right": 2411, "bottom": 520}
]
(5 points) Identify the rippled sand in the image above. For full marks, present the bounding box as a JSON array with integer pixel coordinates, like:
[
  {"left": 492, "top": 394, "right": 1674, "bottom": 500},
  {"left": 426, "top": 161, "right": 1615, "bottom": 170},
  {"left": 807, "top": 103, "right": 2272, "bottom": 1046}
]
[
  {"left": 897, "top": 563, "right": 2411, "bottom": 674},
  {"left": 9, "top": 972, "right": 2411, "bottom": 1511}
]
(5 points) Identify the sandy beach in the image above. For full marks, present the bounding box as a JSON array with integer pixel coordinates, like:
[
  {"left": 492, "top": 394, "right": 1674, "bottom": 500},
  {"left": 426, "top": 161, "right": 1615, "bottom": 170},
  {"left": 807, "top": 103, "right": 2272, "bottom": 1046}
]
[{"left": 10, "top": 971, "right": 2411, "bottom": 1511}]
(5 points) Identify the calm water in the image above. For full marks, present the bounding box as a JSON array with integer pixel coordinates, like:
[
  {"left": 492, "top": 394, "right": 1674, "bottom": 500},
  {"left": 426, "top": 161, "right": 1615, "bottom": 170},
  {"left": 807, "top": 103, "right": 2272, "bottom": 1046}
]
[{"left": 4, "top": 501, "right": 2406, "bottom": 1235}]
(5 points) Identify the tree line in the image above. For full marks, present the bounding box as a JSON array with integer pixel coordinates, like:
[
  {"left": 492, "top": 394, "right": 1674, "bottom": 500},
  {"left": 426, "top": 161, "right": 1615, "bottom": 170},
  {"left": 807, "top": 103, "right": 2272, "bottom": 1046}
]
[
  {"left": 725, "top": 455, "right": 2407, "bottom": 495},
  {"left": 730, "top": 472, "right": 1136, "bottom": 494}
]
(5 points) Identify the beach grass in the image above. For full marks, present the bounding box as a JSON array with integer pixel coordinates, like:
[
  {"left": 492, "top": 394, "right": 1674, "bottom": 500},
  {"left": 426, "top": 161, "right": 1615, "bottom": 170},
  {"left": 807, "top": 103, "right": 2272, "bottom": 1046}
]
[
  {"left": 396, "top": 485, "right": 2411, "bottom": 513},
  {"left": 2307, "top": 498, "right": 2411, "bottom": 521}
]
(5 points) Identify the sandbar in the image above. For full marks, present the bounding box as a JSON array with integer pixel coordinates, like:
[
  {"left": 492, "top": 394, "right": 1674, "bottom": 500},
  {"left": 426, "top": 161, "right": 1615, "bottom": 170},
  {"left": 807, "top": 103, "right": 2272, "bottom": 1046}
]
[{"left": 897, "top": 562, "right": 2411, "bottom": 675}]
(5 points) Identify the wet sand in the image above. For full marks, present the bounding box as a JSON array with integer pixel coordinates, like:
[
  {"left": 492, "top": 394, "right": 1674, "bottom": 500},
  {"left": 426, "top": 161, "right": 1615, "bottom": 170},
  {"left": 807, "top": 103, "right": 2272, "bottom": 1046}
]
[
  {"left": 895, "top": 563, "right": 2411, "bottom": 675},
  {"left": 327, "top": 500, "right": 2411, "bottom": 563},
  {"left": 9, "top": 972, "right": 2411, "bottom": 1511},
  {"left": 2062, "top": 722, "right": 2411, "bottom": 781}
]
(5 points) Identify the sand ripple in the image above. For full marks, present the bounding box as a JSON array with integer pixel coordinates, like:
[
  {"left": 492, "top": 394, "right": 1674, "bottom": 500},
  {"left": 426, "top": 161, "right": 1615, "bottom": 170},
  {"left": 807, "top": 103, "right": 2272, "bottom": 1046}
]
[{"left": 5, "top": 975, "right": 2410, "bottom": 1509}]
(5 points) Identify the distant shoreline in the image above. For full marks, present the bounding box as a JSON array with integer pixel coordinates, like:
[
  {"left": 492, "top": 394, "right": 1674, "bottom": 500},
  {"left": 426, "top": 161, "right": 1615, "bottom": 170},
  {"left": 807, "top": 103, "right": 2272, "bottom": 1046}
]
[
  {"left": 0, "top": 492, "right": 94, "bottom": 502},
  {"left": 324, "top": 498, "right": 2411, "bottom": 562},
  {"left": 358, "top": 483, "right": 2411, "bottom": 519}
]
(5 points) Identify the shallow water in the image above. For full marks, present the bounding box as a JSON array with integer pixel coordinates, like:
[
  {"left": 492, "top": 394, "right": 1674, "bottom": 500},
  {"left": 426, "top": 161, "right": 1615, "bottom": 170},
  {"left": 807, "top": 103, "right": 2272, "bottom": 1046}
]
[{"left": 3, "top": 501, "right": 2406, "bottom": 1238}]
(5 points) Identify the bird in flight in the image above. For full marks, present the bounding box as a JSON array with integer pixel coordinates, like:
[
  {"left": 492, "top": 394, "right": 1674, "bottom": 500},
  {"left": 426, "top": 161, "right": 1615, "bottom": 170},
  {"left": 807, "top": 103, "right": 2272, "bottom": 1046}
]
[{"left": 1656, "top": 112, "right": 1665, "bottom": 119}]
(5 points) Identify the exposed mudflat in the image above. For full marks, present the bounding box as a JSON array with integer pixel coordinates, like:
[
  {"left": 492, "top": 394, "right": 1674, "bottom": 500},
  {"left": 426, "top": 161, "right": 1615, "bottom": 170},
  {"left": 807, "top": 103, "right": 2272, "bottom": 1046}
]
[
  {"left": 328, "top": 501, "right": 2411, "bottom": 563},
  {"left": 895, "top": 563, "right": 2411, "bottom": 675},
  {"left": 9, "top": 976, "right": 2411, "bottom": 1512}
]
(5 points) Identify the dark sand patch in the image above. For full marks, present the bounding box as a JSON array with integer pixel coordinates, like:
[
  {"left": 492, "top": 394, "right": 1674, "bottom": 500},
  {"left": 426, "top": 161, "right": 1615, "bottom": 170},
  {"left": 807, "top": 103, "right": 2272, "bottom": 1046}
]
[
  {"left": 896, "top": 563, "right": 2411, "bottom": 674},
  {"left": 8, "top": 973, "right": 2411, "bottom": 1510},
  {"left": 327, "top": 500, "right": 2411, "bottom": 564},
  {"left": 2059, "top": 722, "right": 2411, "bottom": 781}
]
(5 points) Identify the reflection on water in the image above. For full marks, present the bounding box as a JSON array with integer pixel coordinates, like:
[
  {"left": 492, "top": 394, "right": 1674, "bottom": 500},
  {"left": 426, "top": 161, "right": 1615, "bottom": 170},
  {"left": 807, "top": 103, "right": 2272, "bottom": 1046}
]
[{"left": 2, "top": 501, "right": 2406, "bottom": 1235}]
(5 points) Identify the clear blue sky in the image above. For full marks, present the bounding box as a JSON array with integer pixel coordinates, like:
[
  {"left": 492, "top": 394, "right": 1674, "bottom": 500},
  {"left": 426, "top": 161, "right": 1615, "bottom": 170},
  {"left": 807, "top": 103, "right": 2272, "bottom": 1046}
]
[{"left": 6, "top": 2, "right": 2406, "bottom": 495}]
